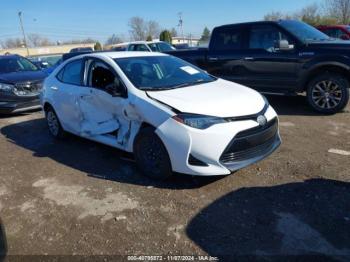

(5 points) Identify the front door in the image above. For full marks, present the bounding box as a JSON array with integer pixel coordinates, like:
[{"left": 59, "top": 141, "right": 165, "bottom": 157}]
[
  {"left": 78, "top": 58, "right": 128, "bottom": 141},
  {"left": 242, "top": 24, "right": 299, "bottom": 92}
]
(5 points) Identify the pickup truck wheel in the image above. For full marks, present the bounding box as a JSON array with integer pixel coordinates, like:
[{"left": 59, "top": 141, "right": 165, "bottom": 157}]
[
  {"left": 45, "top": 106, "right": 66, "bottom": 139},
  {"left": 133, "top": 127, "right": 173, "bottom": 180},
  {"left": 307, "top": 73, "right": 349, "bottom": 114}
]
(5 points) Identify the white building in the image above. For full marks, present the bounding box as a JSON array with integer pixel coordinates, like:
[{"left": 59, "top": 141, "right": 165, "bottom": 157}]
[{"left": 172, "top": 36, "right": 200, "bottom": 47}]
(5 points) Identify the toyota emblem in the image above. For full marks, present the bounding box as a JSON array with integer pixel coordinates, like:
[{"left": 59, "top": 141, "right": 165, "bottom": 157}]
[{"left": 257, "top": 115, "right": 267, "bottom": 126}]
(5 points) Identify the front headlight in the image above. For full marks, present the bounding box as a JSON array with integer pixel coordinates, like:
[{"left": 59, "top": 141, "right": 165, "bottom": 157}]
[
  {"left": 172, "top": 113, "right": 226, "bottom": 129},
  {"left": 0, "top": 82, "right": 14, "bottom": 92}
]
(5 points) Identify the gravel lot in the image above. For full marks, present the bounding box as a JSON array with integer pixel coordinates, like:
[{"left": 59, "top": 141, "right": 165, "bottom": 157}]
[{"left": 0, "top": 95, "right": 349, "bottom": 260}]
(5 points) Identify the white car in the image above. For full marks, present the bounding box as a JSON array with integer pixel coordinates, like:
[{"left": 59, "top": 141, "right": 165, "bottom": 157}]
[
  {"left": 111, "top": 41, "right": 176, "bottom": 53},
  {"left": 41, "top": 52, "right": 281, "bottom": 179}
]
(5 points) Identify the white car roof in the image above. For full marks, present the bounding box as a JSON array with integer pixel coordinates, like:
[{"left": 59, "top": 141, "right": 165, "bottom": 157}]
[
  {"left": 86, "top": 51, "right": 168, "bottom": 59},
  {"left": 115, "top": 40, "right": 165, "bottom": 46}
]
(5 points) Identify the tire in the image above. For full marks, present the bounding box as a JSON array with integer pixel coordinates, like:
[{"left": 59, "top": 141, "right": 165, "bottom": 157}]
[
  {"left": 307, "top": 73, "right": 350, "bottom": 114},
  {"left": 133, "top": 127, "right": 173, "bottom": 180},
  {"left": 45, "top": 106, "right": 66, "bottom": 139}
]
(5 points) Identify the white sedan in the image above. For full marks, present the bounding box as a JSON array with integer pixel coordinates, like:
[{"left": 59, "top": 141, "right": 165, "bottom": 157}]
[{"left": 41, "top": 52, "right": 281, "bottom": 180}]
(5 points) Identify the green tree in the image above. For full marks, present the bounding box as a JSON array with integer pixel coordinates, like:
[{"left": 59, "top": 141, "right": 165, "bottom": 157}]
[
  {"left": 159, "top": 30, "right": 172, "bottom": 44},
  {"left": 146, "top": 35, "right": 153, "bottom": 41},
  {"left": 94, "top": 41, "right": 102, "bottom": 51},
  {"left": 200, "top": 27, "right": 211, "bottom": 42}
]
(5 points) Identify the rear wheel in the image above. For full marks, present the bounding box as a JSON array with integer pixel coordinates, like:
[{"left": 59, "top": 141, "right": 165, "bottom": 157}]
[
  {"left": 133, "top": 127, "right": 173, "bottom": 180},
  {"left": 45, "top": 106, "right": 66, "bottom": 139},
  {"left": 307, "top": 73, "right": 349, "bottom": 114}
]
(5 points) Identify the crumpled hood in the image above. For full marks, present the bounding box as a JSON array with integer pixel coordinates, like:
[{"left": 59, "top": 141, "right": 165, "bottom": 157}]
[
  {"left": 147, "top": 79, "right": 266, "bottom": 117},
  {"left": 0, "top": 70, "right": 47, "bottom": 84}
]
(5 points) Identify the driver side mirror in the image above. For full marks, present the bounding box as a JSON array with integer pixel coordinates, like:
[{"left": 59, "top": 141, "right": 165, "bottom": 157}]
[{"left": 275, "top": 40, "right": 294, "bottom": 51}]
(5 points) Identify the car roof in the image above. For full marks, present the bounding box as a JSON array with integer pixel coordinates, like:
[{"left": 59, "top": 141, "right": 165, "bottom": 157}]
[
  {"left": 0, "top": 54, "right": 21, "bottom": 59},
  {"left": 74, "top": 51, "right": 168, "bottom": 60},
  {"left": 115, "top": 40, "right": 165, "bottom": 46},
  {"left": 214, "top": 19, "right": 295, "bottom": 29}
]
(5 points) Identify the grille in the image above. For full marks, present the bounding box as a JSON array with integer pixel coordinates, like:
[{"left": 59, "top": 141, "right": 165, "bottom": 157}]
[
  {"left": 14, "top": 81, "right": 43, "bottom": 96},
  {"left": 220, "top": 118, "right": 278, "bottom": 163}
]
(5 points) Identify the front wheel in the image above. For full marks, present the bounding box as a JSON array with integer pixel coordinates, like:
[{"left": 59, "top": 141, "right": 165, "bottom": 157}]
[
  {"left": 307, "top": 73, "right": 349, "bottom": 114},
  {"left": 133, "top": 127, "right": 173, "bottom": 180}
]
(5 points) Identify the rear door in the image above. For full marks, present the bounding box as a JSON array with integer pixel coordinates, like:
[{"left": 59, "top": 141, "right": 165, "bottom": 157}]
[
  {"left": 206, "top": 25, "right": 249, "bottom": 85},
  {"left": 241, "top": 24, "right": 299, "bottom": 91},
  {"left": 53, "top": 58, "right": 89, "bottom": 133}
]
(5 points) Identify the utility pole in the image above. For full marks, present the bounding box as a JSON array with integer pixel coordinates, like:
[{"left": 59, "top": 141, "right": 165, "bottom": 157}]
[
  {"left": 18, "top": 11, "right": 29, "bottom": 56},
  {"left": 177, "top": 12, "right": 184, "bottom": 43}
]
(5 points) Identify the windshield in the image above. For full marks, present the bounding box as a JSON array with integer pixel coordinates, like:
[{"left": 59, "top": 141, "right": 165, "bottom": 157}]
[
  {"left": 0, "top": 56, "right": 39, "bottom": 74},
  {"left": 279, "top": 20, "right": 331, "bottom": 42},
  {"left": 115, "top": 56, "right": 216, "bottom": 90},
  {"left": 28, "top": 55, "right": 62, "bottom": 66},
  {"left": 148, "top": 42, "right": 176, "bottom": 52}
]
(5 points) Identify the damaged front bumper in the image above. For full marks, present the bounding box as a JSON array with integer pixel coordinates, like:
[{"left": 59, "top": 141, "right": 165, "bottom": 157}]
[{"left": 155, "top": 105, "right": 280, "bottom": 176}]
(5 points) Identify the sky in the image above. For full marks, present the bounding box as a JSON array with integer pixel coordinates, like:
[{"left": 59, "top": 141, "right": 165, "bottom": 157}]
[{"left": 0, "top": 0, "right": 319, "bottom": 44}]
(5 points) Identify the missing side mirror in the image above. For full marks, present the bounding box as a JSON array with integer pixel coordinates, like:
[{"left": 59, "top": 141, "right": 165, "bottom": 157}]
[{"left": 105, "top": 82, "right": 126, "bottom": 98}]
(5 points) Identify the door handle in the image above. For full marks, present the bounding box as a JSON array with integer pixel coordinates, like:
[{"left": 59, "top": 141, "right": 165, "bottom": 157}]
[
  {"left": 50, "top": 86, "right": 58, "bottom": 91},
  {"left": 244, "top": 57, "right": 254, "bottom": 61},
  {"left": 209, "top": 57, "right": 219, "bottom": 61}
]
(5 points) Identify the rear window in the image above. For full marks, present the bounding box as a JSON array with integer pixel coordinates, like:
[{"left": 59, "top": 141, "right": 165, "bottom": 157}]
[
  {"left": 57, "top": 59, "right": 83, "bottom": 85},
  {"left": 210, "top": 27, "right": 243, "bottom": 51}
]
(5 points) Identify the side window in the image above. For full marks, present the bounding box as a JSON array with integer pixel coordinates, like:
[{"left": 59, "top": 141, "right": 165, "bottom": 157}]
[
  {"left": 134, "top": 44, "right": 149, "bottom": 51},
  {"left": 158, "top": 43, "right": 173, "bottom": 52},
  {"left": 323, "top": 29, "right": 337, "bottom": 38},
  {"left": 249, "top": 25, "right": 292, "bottom": 52},
  {"left": 128, "top": 45, "right": 135, "bottom": 51},
  {"left": 335, "top": 29, "right": 345, "bottom": 38},
  {"left": 57, "top": 59, "right": 83, "bottom": 85},
  {"left": 148, "top": 43, "right": 159, "bottom": 52},
  {"left": 210, "top": 27, "right": 243, "bottom": 51},
  {"left": 56, "top": 67, "right": 64, "bottom": 81},
  {"left": 88, "top": 60, "right": 120, "bottom": 91}
]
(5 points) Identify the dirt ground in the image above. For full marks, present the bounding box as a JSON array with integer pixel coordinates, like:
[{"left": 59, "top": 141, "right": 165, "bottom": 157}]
[{"left": 0, "top": 95, "right": 349, "bottom": 261}]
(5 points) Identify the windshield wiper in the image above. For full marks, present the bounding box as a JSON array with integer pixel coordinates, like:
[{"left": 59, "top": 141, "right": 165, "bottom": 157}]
[
  {"left": 167, "top": 79, "right": 216, "bottom": 89},
  {"left": 140, "top": 87, "right": 176, "bottom": 91},
  {"left": 140, "top": 79, "right": 217, "bottom": 91},
  {"left": 191, "top": 79, "right": 216, "bottom": 85}
]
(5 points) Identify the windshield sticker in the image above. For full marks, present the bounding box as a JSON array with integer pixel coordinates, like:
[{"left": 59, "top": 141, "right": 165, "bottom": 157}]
[{"left": 180, "top": 66, "right": 200, "bottom": 75}]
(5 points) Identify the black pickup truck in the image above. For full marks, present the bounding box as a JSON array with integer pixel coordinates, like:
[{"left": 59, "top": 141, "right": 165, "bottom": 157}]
[{"left": 167, "top": 20, "right": 350, "bottom": 114}]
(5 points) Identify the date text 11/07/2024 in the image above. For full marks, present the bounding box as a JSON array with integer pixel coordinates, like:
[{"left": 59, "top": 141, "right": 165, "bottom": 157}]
[{"left": 127, "top": 255, "right": 219, "bottom": 261}]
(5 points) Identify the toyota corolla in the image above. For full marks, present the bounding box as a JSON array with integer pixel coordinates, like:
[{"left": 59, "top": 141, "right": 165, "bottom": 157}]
[{"left": 41, "top": 52, "right": 281, "bottom": 179}]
